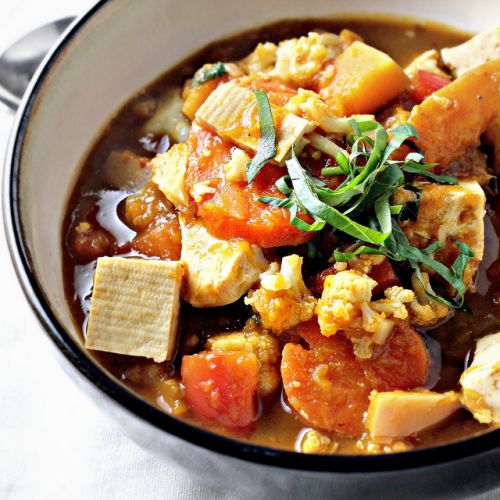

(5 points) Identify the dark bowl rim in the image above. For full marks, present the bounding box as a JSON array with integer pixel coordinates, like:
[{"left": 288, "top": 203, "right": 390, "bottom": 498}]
[{"left": 3, "top": 0, "right": 500, "bottom": 474}]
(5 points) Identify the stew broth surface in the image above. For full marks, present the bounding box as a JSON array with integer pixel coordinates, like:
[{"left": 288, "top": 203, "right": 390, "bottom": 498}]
[{"left": 63, "top": 16, "right": 497, "bottom": 453}]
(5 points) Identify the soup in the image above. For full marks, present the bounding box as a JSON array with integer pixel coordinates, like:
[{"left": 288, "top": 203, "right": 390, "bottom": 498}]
[{"left": 63, "top": 17, "right": 500, "bottom": 454}]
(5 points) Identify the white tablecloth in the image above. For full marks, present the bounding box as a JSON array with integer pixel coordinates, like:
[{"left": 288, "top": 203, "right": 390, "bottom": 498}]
[{"left": 0, "top": 2, "right": 498, "bottom": 499}]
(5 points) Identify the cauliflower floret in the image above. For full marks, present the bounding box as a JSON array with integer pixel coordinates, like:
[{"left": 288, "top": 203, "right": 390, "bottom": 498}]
[
  {"left": 205, "top": 321, "right": 281, "bottom": 398},
  {"left": 284, "top": 89, "right": 374, "bottom": 135},
  {"left": 300, "top": 429, "right": 339, "bottom": 454},
  {"left": 223, "top": 148, "right": 250, "bottom": 183},
  {"left": 409, "top": 272, "right": 449, "bottom": 327},
  {"left": 460, "top": 331, "right": 500, "bottom": 426},
  {"left": 245, "top": 255, "right": 316, "bottom": 334},
  {"left": 317, "top": 271, "right": 414, "bottom": 357},
  {"left": 316, "top": 270, "right": 376, "bottom": 336},
  {"left": 239, "top": 42, "right": 278, "bottom": 74},
  {"left": 271, "top": 32, "right": 342, "bottom": 87}
]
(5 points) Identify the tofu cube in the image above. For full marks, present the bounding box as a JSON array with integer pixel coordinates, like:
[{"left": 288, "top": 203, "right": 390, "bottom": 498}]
[
  {"left": 85, "top": 257, "right": 184, "bottom": 362},
  {"left": 195, "top": 82, "right": 314, "bottom": 165},
  {"left": 180, "top": 217, "right": 267, "bottom": 307},
  {"left": 151, "top": 143, "right": 190, "bottom": 210},
  {"left": 366, "top": 390, "right": 461, "bottom": 439},
  {"left": 460, "top": 332, "right": 500, "bottom": 426},
  {"left": 395, "top": 181, "right": 485, "bottom": 289},
  {"left": 441, "top": 27, "right": 500, "bottom": 77}
]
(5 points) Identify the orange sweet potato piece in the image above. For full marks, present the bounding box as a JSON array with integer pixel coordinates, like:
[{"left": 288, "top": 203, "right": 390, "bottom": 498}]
[
  {"left": 282, "top": 320, "right": 429, "bottom": 437},
  {"left": 182, "top": 351, "right": 259, "bottom": 428},
  {"left": 319, "top": 41, "right": 410, "bottom": 116},
  {"left": 409, "top": 59, "right": 500, "bottom": 166},
  {"left": 185, "top": 123, "right": 313, "bottom": 248},
  {"left": 281, "top": 333, "right": 371, "bottom": 436}
]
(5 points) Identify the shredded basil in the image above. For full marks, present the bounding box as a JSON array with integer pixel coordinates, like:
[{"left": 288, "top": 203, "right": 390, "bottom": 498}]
[
  {"left": 193, "top": 62, "right": 228, "bottom": 87},
  {"left": 246, "top": 90, "right": 277, "bottom": 183}
]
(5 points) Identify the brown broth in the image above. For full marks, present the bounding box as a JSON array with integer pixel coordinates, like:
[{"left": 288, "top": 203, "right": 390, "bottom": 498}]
[{"left": 63, "top": 16, "right": 495, "bottom": 453}]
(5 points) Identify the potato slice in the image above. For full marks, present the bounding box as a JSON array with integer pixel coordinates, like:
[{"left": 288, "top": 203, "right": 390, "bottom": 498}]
[
  {"left": 85, "top": 257, "right": 184, "bottom": 362},
  {"left": 366, "top": 390, "right": 461, "bottom": 439}
]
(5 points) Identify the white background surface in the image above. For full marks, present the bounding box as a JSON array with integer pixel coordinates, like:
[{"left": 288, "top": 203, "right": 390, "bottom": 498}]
[{"left": 0, "top": 2, "right": 498, "bottom": 499}]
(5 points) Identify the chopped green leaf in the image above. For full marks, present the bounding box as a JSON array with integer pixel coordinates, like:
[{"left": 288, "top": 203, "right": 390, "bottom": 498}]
[
  {"left": 246, "top": 90, "right": 277, "bottom": 183},
  {"left": 193, "top": 62, "right": 228, "bottom": 87},
  {"left": 333, "top": 245, "right": 387, "bottom": 262}
]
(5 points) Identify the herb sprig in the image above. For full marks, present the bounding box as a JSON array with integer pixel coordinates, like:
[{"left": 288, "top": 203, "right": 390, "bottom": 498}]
[
  {"left": 246, "top": 90, "right": 277, "bottom": 183},
  {"left": 258, "top": 115, "right": 473, "bottom": 308},
  {"left": 193, "top": 62, "right": 228, "bottom": 87}
]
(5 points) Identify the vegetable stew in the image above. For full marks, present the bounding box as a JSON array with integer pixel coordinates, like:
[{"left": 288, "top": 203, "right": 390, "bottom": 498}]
[{"left": 63, "top": 16, "right": 500, "bottom": 455}]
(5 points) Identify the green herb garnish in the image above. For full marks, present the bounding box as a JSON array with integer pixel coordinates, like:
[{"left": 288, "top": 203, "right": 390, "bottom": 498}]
[
  {"left": 193, "top": 62, "right": 228, "bottom": 87},
  {"left": 246, "top": 90, "right": 277, "bottom": 183},
  {"left": 258, "top": 119, "right": 473, "bottom": 307}
]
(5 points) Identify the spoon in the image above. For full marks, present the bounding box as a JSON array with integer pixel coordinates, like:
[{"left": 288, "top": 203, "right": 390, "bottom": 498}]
[{"left": 0, "top": 17, "right": 74, "bottom": 111}]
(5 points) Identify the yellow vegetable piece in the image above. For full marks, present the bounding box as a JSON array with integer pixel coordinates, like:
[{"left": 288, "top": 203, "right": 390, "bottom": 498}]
[
  {"left": 319, "top": 41, "right": 410, "bottom": 116},
  {"left": 366, "top": 390, "right": 461, "bottom": 439},
  {"left": 409, "top": 59, "right": 500, "bottom": 166},
  {"left": 86, "top": 257, "right": 184, "bottom": 362}
]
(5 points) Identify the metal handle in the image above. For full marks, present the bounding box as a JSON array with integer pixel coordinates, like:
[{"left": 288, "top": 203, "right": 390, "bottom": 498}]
[{"left": 0, "top": 85, "right": 20, "bottom": 111}]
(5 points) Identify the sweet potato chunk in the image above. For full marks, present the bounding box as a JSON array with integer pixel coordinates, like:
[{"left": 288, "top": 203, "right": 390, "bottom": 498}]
[
  {"left": 182, "top": 351, "right": 259, "bottom": 428},
  {"left": 319, "top": 41, "right": 410, "bottom": 116},
  {"left": 282, "top": 320, "right": 429, "bottom": 437},
  {"left": 409, "top": 59, "right": 500, "bottom": 166}
]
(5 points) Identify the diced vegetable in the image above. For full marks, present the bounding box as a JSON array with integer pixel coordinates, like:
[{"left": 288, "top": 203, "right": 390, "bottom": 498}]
[
  {"left": 86, "top": 257, "right": 184, "bottom": 362},
  {"left": 410, "top": 70, "right": 451, "bottom": 103},
  {"left": 181, "top": 351, "right": 259, "bottom": 428},
  {"left": 369, "top": 258, "right": 401, "bottom": 296},
  {"left": 184, "top": 124, "right": 314, "bottom": 247},
  {"left": 319, "top": 41, "right": 410, "bottom": 115},
  {"left": 125, "top": 182, "right": 181, "bottom": 260},
  {"left": 366, "top": 390, "right": 461, "bottom": 439},
  {"left": 205, "top": 323, "right": 281, "bottom": 398},
  {"left": 282, "top": 320, "right": 429, "bottom": 436},
  {"left": 409, "top": 59, "right": 500, "bottom": 166},
  {"left": 281, "top": 328, "right": 371, "bottom": 436}
]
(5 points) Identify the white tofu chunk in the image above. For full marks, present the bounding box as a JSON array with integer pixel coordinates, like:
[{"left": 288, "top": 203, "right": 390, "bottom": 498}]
[
  {"left": 151, "top": 143, "right": 190, "bottom": 210},
  {"left": 85, "top": 257, "right": 184, "bottom": 362},
  {"left": 366, "top": 390, "right": 461, "bottom": 439},
  {"left": 180, "top": 217, "right": 268, "bottom": 307},
  {"left": 460, "top": 332, "right": 500, "bottom": 426},
  {"left": 404, "top": 49, "right": 448, "bottom": 79},
  {"left": 395, "top": 181, "right": 486, "bottom": 289},
  {"left": 143, "top": 87, "right": 191, "bottom": 143},
  {"left": 441, "top": 27, "right": 500, "bottom": 77},
  {"left": 195, "top": 82, "right": 314, "bottom": 165}
]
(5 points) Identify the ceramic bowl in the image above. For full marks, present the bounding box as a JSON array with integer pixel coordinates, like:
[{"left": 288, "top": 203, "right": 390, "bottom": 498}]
[{"left": 3, "top": 0, "right": 500, "bottom": 497}]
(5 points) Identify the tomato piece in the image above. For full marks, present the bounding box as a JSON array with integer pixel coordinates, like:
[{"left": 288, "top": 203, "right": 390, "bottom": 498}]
[
  {"left": 410, "top": 70, "right": 450, "bottom": 104},
  {"left": 185, "top": 124, "right": 313, "bottom": 247},
  {"left": 282, "top": 328, "right": 371, "bottom": 436},
  {"left": 369, "top": 259, "right": 400, "bottom": 296},
  {"left": 283, "top": 319, "right": 429, "bottom": 436},
  {"left": 242, "top": 75, "right": 297, "bottom": 107},
  {"left": 181, "top": 351, "right": 259, "bottom": 428},
  {"left": 361, "top": 321, "right": 429, "bottom": 391},
  {"left": 306, "top": 265, "right": 338, "bottom": 296}
]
